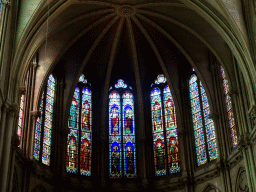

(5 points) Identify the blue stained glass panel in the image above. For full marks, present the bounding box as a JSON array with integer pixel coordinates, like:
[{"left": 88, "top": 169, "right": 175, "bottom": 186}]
[
  {"left": 109, "top": 91, "right": 122, "bottom": 177},
  {"left": 80, "top": 87, "right": 92, "bottom": 176},
  {"left": 123, "top": 91, "right": 136, "bottom": 178},
  {"left": 163, "top": 85, "right": 180, "bottom": 174}
]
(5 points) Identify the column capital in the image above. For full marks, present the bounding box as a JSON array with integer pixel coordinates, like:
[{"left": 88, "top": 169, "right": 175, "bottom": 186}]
[
  {"left": 31, "top": 110, "right": 41, "bottom": 118},
  {"left": 32, "top": 60, "right": 38, "bottom": 70},
  {"left": 3, "top": 100, "right": 19, "bottom": 116},
  {"left": 239, "top": 133, "right": 251, "bottom": 149},
  {"left": 2, "top": 0, "right": 10, "bottom": 6},
  {"left": 228, "top": 89, "right": 238, "bottom": 96},
  {"left": 11, "top": 133, "right": 20, "bottom": 148},
  {"left": 249, "top": 105, "right": 256, "bottom": 129},
  {"left": 19, "top": 86, "right": 26, "bottom": 94},
  {"left": 209, "top": 112, "right": 219, "bottom": 120}
]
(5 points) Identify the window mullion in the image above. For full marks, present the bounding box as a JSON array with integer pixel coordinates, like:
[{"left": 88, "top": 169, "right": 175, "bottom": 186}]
[
  {"left": 39, "top": 89, "right": 47, "bottom": 162},
  {"left": 78, "top": 86, "right": 83, "bottom": 174},
  {"left": 160, "top": 86, "right": 169, "bottom": 176},
  {"left": 121, "top": 93, "right": 124, "bottom": 177}
]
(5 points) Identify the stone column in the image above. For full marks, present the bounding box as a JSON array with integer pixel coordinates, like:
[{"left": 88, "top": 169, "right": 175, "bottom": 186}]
[
  {"left": 0, "top": 101, "right": 18, "bottom": 192},
  {"left": 180, "top": 79, "right": 195, "bottom": 192},
  {"left": 233, "top": 59, "right": 256, "bottom": 191},
  {"left": 0, "top": 0, "right": 10, "bottom": 75}
]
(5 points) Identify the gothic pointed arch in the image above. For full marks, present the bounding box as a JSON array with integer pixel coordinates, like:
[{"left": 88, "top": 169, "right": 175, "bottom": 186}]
[
  {"left": 33, "top": 73, "right": 56, "bottom": 166},
  {"left": 189, "top": 69, "right": 218, "bottom": 166},
  {"left": 109, "top": 79, "right": 136, "bottom": 178},
  {"left": 151, "top": 74, "right": 180, "bottom": 176},
  {"left": 66, "top": 74, "right": 92, "bottom": 176}
]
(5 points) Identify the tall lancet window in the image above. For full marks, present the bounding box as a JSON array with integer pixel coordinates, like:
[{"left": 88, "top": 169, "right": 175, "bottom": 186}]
[
  {"left": 33, "top": 74, "right": 56, "bottom": 166},
  {"left": 151, "top": 74, "right": 180, "bottom": 176},
  {"left": 18, "top": 73, "right": 29, "bottom": 148},
  {"left": 189, "top": 70, "right": 218, "bottom": 166},
  {"left": 109, "top": 79, "right": 136, "bottom": 178},
  {"left": 66, "top": 74, "right": 92, "bottom": 176},
  {"left": 220, "top": 66, "right": 238, "bottom": 147}
]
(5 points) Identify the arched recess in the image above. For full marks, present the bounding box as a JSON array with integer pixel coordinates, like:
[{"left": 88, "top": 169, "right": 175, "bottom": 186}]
[
  {"left": 202, "top": 183, "right": 221, "bottom": 192},
  {"left": 31, "top": 185, "right": 46, "bottom": 192},
  {"left": 179, "top": 0, "right": 256, "bottom": 105},
  {"left": 235, "top": 167, "right": 249, "bottom": 192}
]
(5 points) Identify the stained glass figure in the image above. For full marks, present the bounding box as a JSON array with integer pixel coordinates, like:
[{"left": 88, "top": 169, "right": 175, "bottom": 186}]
[
  {"left": 164, "top": 85, "right": 180, "bottom": 174},
  {"left": 80, "top": 87, "right": 92, "bottom": 176},
  {"left": 151, "top": 75, "right": 180, "bottom": 176},
  {"left": 220, "top": 66, "right": 238, "bottom": 147},
  {"left": 66, "top": 75, "right": 92, "bottom": 176},
  {"left": 123, "top": 91, "right": 136, "bottom": 178},
  {"left": 189, "top": 72, "right": 218, "bottom": 166},
  {"left": 109, "top": 80, "right": 136, "bottom": 178},
  {"left": 67, "top": 86, "right": 79, "bottom": 174}
]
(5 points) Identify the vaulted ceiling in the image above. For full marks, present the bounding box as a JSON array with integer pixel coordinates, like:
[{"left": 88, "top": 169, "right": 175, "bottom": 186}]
[{"left": 15, "top": 0, "right": 235, "bottom": 112}]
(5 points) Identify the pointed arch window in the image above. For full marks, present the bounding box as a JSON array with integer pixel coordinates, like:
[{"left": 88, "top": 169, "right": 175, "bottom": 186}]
[
  {"left": 151, "top": 74, "right": 180, "bottom": 176},
  {"left": 220, "top": 66, "right": 238, "bottom": 147},
  {"left": 33, "top": 74, "right": 56, "bottom": 166},
  {"left": 66, "top": 74, "right": 92, "bottom": 176},
  {"left": 109, "top": 79, "right": 136, "bottom": 178},
  {"left": 17, "top": 73, "right": 29, "bottom": 148},
  {"left": 189, "top": 71, "right": 218, "bottom": 166}
]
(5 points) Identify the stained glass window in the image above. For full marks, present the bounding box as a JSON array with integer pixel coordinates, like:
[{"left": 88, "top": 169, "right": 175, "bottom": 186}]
[
  {"left": 109, "top": 80, "right": 136, "bottom": 178},
  {"left": 220, "top": 66, "right": 238, "bottom": 147},
  {"left": 151, "top": 74, "right": 180, "bottom": 176},
  {"left": 18, "top": 94, "right": 25, "bottom": 148},
  {"left": 33, "top": 74, "right": 56, "bottom": 166},
  {"left": 189, "top": 72, "right": 218, "bottom": 166},
  {"left": 17, "top": 73, "right": 29, "bottom": 148},
  {"left": 66, "top": 75, "right": 92, "bottom": 176}
]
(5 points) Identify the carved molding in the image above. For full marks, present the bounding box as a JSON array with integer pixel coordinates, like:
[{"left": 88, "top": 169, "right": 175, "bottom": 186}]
[
  {"left": 2, "top": 0, "right": 10, "bottom": 6},
  {"left": 249, "top": 105, "right": 256, "bottom": 129},
  {"left": 11, "top": 133, "right": 20, "bottom": 148},
  {"left": 209, "top": 112, "right": 219, "bottom": 121},
  {"left": 31, "top": 110, "right": 41, "bottom": 118},
  {"left": 228, "top": 152, "right": 243, "bottom": 170},
  {"left": 203, "top": 183, "right": 221, "bottom": 192},
  {"left": 238, "top": 133, "right": 251, "bottom": 149},
  {"left": 235, "top": 167, "right": 249, "bottom": 192},
  {"left": 228, "top": 89, "right": 238, "bottom": 96},
  {"left": 194, "top": 168, "right": 220, "bottom": 185}
]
